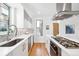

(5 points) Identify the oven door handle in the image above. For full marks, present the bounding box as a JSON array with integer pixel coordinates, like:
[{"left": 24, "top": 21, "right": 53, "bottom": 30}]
[{"left": 50, "top": 45, "right": 57, "bottom": 54}]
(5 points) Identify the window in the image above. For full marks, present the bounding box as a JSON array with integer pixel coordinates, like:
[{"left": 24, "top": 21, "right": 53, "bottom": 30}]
[
  {"left": 0, "top": 3, "right": 10, "bottom": 21},
  {"left": 0, "top": 3, "right": 10, "bottom": 34}
]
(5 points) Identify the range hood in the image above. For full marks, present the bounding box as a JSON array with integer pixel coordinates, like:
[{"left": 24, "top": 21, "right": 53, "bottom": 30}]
[{"left": 53, "top": 3, "right": 79, "bottom": 20}]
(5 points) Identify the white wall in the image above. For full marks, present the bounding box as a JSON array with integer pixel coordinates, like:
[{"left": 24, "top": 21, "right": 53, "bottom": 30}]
[
  {"left": 24, "top": 19, "right": 32, "bottom": 28},
  {"left": 59, "top": 15, "right": 79, "bottom": 37},
  {"left": 24, "top": 10, "right": 32, "bottom": 29}
]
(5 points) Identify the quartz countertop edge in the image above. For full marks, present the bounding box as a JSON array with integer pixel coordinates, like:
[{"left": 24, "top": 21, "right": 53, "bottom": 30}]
[
  {"left": 57, "top": 35, "right": 79, "bottom": 43},
  {"left": 0, "top": 33, "right": 33, "bottom": 56}
]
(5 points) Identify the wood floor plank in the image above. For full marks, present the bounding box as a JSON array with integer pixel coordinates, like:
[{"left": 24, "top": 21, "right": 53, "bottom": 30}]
[{"left": 29, "top": 43, "right": 49, "bottom": 56}]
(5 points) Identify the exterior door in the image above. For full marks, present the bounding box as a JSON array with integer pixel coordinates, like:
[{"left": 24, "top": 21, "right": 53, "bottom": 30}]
[{"left": 36, "top": 19, "right": 43, "bottom": 42}]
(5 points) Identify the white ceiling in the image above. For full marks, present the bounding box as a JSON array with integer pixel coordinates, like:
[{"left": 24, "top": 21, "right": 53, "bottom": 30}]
[{"left": 22, "top": 3, "right": 56, "bottom": 19}]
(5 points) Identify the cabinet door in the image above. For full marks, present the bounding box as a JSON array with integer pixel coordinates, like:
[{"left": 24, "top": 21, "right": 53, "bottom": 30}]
[
  {"left": 7, "top": 45, "right": 23, "bottom": 56},
  {"left": 31, "top": 35, "right": 34, "bottom": 47},
  {"left": 23, "top": 39, "right": 28, "bottom": 56},
  {"left": 8, "top": 42, "right": 26, "bottom": 56},
  {"left": 61, "top": 49, "right": 69, "bottom": 56},
  {"left": 7, "top": 51, "right": 14, "bottom": 56},
  {"left": 12, "top": 44, "right": 24, "bottom": 56},
  {"left": 28, "top": 37, "right": 31, "bottom": 52},
  {"left": 7, "top": 39, "right": 28, "bottom": 56}
]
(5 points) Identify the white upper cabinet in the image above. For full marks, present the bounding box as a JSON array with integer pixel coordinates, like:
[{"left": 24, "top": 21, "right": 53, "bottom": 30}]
[{"left": 8, "top": 3, "right": 24, "bottom": 28}]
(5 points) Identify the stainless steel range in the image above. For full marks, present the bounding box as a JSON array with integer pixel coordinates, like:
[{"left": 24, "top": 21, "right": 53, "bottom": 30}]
[{"left": 51, "top": 36, "right": 79, "bottom": 48}]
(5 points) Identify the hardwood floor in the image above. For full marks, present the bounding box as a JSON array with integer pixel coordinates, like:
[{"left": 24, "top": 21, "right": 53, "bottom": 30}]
[{"left": 29, "top": 43, "right": 49, "bottom": 56}]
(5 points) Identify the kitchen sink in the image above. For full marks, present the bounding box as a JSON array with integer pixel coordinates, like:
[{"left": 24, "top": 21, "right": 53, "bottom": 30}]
[{"left": 0, "top": 38, "right": 24, "bottom": 47}]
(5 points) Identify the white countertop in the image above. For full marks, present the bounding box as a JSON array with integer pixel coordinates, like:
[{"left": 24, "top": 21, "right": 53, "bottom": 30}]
[
  {"left": 47, "top": 35, "right": 79, "bottom": 56},
  {"left": 0, "top": 33, "right": 33, "bottom": 56}
]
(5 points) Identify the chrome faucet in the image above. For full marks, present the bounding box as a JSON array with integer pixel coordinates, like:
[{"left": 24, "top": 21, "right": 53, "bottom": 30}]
[
  {"left": 8, "top": 25, "right": 17, "bottom": 36},
  {"left": 7, "top": 25, "right": 17, "bottom": 41}
]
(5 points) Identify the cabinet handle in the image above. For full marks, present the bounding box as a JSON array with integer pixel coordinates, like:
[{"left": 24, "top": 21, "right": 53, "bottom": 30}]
[{"left": 50, "top": 46, "right": 56, "bottom": 54}]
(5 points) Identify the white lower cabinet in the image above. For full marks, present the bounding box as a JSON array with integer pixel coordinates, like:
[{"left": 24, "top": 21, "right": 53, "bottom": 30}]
[
  {"left": 28, "top": 35, "right": 34, "bottom": 52},
  {"left": 7, "top": 51, "right": 14, "bottom": 56},
  {"left": 31, "top": 35, "right": 34, "bottom": 47},
  {"left": 61, "top": 49, "right": 69, "bottom": 56},
  {"left": 7, "top": 39, "right": 28, "bottom": 56},
  {"left": 7, "top": 35, "right": 34, "bottom": 56}
]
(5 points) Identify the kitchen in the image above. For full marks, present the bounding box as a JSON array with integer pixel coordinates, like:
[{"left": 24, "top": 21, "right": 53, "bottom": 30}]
[{"left": 0, "top": 3, "right": 79, "bottom": 56}]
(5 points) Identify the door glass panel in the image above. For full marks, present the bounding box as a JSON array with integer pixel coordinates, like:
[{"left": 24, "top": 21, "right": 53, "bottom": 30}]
[
  {"left": 36, "top": 20, "right": 43, "bottom": 36},
  {"left": 36, "top": 20, "right": 41, "bottom": 28}
]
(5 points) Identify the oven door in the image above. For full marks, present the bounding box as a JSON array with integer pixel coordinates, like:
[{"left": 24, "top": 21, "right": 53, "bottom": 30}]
[{"left": 50, "top": 41, "right": 61, "bottom": 56}]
